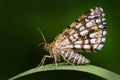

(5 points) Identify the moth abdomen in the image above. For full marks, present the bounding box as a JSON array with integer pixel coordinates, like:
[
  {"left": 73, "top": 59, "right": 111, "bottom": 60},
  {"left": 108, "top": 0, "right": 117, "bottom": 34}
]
[{"left": 61, "top": 50, "right": 90, "bottom": 65}]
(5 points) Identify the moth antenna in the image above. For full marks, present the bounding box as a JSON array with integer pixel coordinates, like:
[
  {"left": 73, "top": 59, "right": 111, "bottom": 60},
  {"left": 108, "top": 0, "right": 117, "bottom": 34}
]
[{"left": 37, "top": 27, "right": 47, "bottom": 46}]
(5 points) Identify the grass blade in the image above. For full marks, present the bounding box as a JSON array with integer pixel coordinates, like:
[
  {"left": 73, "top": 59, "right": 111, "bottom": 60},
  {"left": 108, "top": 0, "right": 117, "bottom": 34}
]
[{"left": 8, "top": 63, "right": 120, "bottom": 80}]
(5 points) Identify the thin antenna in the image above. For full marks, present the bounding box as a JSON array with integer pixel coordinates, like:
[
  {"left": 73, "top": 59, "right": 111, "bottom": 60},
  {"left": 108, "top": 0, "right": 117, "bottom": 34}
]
[{"left": 37, "top": 27, "right": 47, "bottom": 44}]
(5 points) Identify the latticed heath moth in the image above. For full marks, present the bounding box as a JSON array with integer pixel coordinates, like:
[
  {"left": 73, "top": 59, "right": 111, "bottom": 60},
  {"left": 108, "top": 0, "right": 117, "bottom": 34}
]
[{"left": 37, "top": 7, "right": 107, "bottom": 67}]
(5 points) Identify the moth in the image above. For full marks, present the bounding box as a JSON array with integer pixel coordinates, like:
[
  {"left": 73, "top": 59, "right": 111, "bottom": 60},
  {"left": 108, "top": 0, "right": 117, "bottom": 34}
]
[{"left": 38, "top": 7, "right": 107, "bottom": 67}]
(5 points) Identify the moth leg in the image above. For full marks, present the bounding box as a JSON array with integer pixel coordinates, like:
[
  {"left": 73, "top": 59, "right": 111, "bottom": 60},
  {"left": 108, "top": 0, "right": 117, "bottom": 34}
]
[
  {"left": 60, "top": 54, "right": 75, "bottom": 65},
  {"left": 37, "top": 55, "right": 53, "bottom": 68},
  {"left": 53, "top": 54, "right": 58, "bottom": 68}
]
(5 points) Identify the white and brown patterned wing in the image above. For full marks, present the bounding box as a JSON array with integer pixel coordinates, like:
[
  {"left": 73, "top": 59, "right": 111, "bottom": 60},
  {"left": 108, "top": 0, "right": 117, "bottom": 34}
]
[{"left": 55, "top": 7, "right": 107, "bottom": 52}]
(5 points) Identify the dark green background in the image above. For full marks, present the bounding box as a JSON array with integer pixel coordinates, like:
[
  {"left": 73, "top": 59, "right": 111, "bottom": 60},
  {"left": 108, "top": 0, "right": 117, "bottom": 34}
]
[{"left": 0, "top": 0, "right": 120, "bottom": 80}]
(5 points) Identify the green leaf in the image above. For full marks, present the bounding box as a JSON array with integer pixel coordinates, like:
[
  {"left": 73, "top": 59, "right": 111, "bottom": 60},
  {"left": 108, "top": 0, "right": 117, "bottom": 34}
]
[{"left": 8, "top": 63, "right": 120, "bottom": 80}]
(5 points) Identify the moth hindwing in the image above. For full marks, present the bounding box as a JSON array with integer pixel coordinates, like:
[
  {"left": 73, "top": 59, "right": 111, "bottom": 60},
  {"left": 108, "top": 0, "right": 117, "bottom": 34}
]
[{"left": 38, "top": 7, "right": 107, "bottom": 67}]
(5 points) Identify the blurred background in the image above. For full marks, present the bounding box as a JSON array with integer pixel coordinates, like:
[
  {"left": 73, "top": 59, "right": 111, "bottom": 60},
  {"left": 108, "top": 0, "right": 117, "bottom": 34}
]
[{"left": 0, "top": 0, "right": 120, "bottom": 80}]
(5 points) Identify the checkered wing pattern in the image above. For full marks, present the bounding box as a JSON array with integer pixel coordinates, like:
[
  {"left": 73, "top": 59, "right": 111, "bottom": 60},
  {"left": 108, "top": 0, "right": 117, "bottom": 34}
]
[{"left": 56, "top": 7, "right": 107, "bottom": 52}]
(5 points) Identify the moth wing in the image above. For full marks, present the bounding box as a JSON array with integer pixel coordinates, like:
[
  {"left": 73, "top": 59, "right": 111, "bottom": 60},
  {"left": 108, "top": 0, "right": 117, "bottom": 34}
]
[{"left": 55, "top": 7, "right": 107, "bottom": 52}]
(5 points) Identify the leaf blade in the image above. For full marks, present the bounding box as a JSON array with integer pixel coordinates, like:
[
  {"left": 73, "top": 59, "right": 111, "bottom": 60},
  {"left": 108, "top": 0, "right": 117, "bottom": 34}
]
[{"left": 8, "top": 63, "right": 120, "bottom": 80}]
